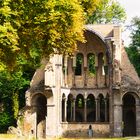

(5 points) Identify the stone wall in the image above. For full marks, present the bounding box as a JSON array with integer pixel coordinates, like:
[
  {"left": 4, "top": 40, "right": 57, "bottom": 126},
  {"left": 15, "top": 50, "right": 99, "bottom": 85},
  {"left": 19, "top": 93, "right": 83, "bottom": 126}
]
[
  {"left": 61, "top": 123, "right": 109, "bottom": 137},
  {"left": 121, "top": 46, "right": 140, "bottom": 84}
]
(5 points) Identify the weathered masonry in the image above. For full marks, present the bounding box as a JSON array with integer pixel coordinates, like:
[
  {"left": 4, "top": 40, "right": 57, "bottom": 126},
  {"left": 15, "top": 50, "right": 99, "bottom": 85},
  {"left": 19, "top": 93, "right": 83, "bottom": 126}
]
[{"left": 17, "top": 24, "right": 140, "bottom": 138}]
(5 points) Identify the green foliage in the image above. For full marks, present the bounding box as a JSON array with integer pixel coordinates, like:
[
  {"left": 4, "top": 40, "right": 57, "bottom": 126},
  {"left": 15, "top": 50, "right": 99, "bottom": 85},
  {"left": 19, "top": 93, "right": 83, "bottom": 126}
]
[
  {"left": 80, "top": 0, "right": 100, "bottom": 16},
  {"left": 0, "top": 70, "right": 29, "bottom": 132},
  {"left": 126, "top": 17, "right": 140, "bottom": 77},
  {"left": 75, "top": 53, "right": 83, "bottom": 75},
  {"left": 12, "top": 92, "right": 19, "bottom": 119},
  {"left": 0, "top": 0, "right": 19, "bottom": 68},
  {"left": 0, "top": 0, "right": 88, "bottom": 69},
  {"left": 0, "top": 0, "right": 125, "bottom": 69},
  {"left": 88, "top": 53, "right": 95, "bottom": 75},
  {"left": 12, "top": 0, "right": 85, "bottom": 63},
  {"left": 0, "top": 112, "right": 14, "bottom": 133},
  {"left": 86, "top": 0, "right": 126, "bottom": 24}
]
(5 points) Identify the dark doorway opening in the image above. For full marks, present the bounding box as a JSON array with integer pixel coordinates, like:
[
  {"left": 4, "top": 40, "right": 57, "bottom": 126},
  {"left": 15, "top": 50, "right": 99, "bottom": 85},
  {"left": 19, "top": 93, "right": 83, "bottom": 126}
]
[
  {"left": 32, "top": 94, "right": 47, "bottom": 138},
  {"left": 123, "top": 94, "right": 136, "bottom": 137}
]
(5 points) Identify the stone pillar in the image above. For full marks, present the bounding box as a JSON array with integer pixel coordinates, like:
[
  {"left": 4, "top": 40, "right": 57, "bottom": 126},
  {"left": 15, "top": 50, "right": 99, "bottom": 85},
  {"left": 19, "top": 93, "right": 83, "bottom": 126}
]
[
  {"left": 84, "top": 67, "right": 87, "bottom": 87},
  {"left": 104, "top": 54, "right": 108, "bottom": 87},
  {"left": 98, "top": 98, "right": 100, "bottom": 121},
  {"left": 72, "top": 67, "right": 76, "bottom": 87},
  {"left": 113, "top": 104, "right": 123, "bottom": 137},
  {"left": 73, "top": 99, "right": 76, "bottom": 122},
  {"left": 84, "top": 55, "right": 87, "bottom": 67},
  {"left": 64, "top": 98, "right": 67, "bottom": 122},
  {"left": 136, "top": 104, "right": 140, "bottom": 136},
  {"left": 95, "top": 99, "right": 98, "bottom": 122},
  {"left": 104, "top": 99, "right": 107, "bottom": 122},
  {"left": 64, "top": 56, "right": 68, "bottom": 86},
  {"left": 84, "top": 99, "right": 87, "bottom": 122},
  {"left": 54, "top": 54, "right": 62, "bottom": 136}
]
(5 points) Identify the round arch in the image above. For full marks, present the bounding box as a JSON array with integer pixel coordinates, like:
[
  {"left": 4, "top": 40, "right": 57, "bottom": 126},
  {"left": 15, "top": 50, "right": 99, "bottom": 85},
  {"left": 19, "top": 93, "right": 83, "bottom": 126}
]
[
  {"left": 122, "top": 91, "right": 140, "bottom": 105},
  {"left": 67, "top": 94, "right": 74, "bottom": 122},
  {"left": 122, "top": 92, "right": 137, "bottom": 137},
  {"left": 31, "top": 93, "right": 47, "bottom": 138},
  {"left": 76, "top": 94, "right": 84, "bottom": 122},
  {"left": 98, "top": 94, "right": 105, "bottom": 122},
  {"left": 87, "top": 94, "right": 96, "bottom": 122},
  {"left": 85, "top": 26, "right": 112, "bottom": 64}
]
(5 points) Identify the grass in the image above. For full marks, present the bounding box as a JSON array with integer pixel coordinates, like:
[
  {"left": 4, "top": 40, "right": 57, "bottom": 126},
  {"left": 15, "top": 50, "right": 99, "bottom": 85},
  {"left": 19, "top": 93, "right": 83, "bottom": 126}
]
[
  {"left": 0, "top": 134, "right": 139, "bottom": 140},
  {"left": 0, "top": 134, "right": 16, "bottom": 138}
]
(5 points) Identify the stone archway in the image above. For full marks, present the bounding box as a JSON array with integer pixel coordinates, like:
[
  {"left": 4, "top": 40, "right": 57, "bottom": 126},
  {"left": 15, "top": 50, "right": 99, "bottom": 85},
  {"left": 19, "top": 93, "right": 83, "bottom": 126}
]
[
  {"left": 32, "top": 93, "right": 47, "bottom": 138},
  {"left": 75, "top": 94, "right": 84, "bottom": 122},
  {"left": 87, "top": 94, "right": 95, "bottom": 122},
  {"left": 67, "top": 94, "right": 73, "bottom": 122},
  {"left": 123, "top": 93, "right": 136, "bottom": 136}
]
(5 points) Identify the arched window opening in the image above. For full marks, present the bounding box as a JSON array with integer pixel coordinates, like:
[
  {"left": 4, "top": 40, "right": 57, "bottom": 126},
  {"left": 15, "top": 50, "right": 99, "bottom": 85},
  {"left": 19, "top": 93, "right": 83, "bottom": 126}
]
[
  {"left": 87, "top": 94, "right": 95, "bottom": 122},
  {"left": 76, "top": 94, "right": 84, "bottom": 122},
  {"left": 87, "top": 53, "right": 95, "bottom": 75},
  {"left": 123, "top": 93, "right": 136, "bottom": 136},
  {"left": 31, "top": 94, "right": 47, "bottom": 138},
  {"left": 98, "top": 53, "right": 104, "bottom": 75},
  {"left": 75, "top": 53, "right": 83, "bottom": 75},
  {"left": 67, "top": 94, "right": 73, "bottom": 122},
  {"left": 98, "top": 94, "right": 105, "bottom": 122},
  {"left": 35, "top": 95, "right": 47, "bottom": 123}
]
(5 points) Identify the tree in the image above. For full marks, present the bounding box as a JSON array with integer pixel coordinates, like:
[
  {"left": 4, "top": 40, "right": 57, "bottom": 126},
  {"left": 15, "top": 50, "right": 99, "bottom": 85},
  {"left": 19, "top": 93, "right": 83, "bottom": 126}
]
[
  {"left": 0, "top": 0, "right": 100, "bottom": 132},
  {"left": 0, "top": 70, "right": 29, "bottom": 132},
  {"left": 0, "top": 0, "right": 127, "bottom": 132},
  {"left": 0, "top": 0, "right": 126, "bottom": 69},
  {"left": 1, "top": 0, "right": 90, "bottom": 69},
  {"left": 86, "top": 0, "right": 126, "bottom": 24},
  {"left": 0, "top": 0, "right": 103, "bottom": 69},
  {"left": 0, "top": 0, "right": 19, "bottom": 68},
  {"left": 126, "top": 17, "right": 140, "bottom": 77}
]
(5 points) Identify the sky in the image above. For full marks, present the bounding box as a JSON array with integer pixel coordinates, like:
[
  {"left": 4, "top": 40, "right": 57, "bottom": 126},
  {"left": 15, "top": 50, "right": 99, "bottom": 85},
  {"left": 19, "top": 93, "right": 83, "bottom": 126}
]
[{"left": 117, "top": 0, "right": 140, "bottom": 46}]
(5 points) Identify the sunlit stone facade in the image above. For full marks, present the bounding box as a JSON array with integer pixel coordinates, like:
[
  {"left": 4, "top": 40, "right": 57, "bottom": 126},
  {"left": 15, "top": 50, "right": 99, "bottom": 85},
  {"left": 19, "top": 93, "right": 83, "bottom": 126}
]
[{"left": 18, "top": 24, "right": 140, "bottom": 138}]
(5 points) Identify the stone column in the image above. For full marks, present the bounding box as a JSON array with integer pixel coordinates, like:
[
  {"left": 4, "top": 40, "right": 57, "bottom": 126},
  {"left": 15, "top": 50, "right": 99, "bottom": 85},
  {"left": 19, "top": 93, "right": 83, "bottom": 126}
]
[
  {"left": 64, "top": 98, "right": 67, "bottom": 122},
  {"left": 113, "top": 104, "right": 123, "bottom": 137},
  {"left": 73, "top": 99, "right": 76, "bottom": 122},
  {"left": 136, "top": 104, "right": 140, "bottom": 136},
  {"left": 98, "top": 98, "right": 100, "bottom": 121},
  {"left": 104, "top": 99, "right": 107, "bottom": 122},
  {"left": 72, "top": 56, "right": 76, "bottom": 87},
  {"left": 84, "top": 67, "right": 87, "bottom": 87},
  {"left": 84, "top": 99, "right": 87, "bottom": 122},
  {"left": 72, "top": 67, "right": 76, "bottom": 87},
  {"left": 95, "top": 99, "right": 98, "bottom": 122},
  {"left": 54, "top": 54, "right": 62, "bottom": 136},
  {"left": 64, "top": 56, "right": 68, "bottom": 86},
  {"left": 104, "top": 66, "right": 108, "bottom": 87}
]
